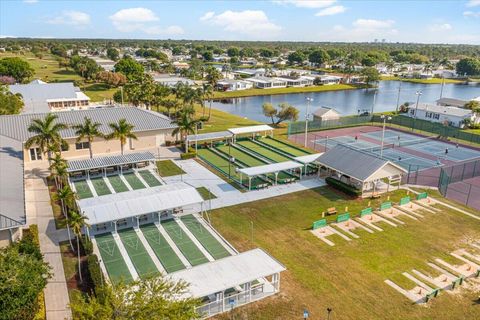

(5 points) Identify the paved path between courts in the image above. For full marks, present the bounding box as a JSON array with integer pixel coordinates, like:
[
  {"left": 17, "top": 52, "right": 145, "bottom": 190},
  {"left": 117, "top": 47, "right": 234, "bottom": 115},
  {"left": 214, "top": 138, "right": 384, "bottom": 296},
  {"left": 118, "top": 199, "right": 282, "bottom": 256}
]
[{"left": 25, "top": 165, "right": 72, "bottom": 320}]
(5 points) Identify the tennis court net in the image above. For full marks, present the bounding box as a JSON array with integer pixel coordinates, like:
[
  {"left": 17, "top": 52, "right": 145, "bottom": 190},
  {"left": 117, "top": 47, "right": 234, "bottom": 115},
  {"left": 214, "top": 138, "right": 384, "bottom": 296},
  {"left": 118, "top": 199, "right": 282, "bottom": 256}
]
[{"left": 398, "top": 137, "right": 437, "bottom": 148}]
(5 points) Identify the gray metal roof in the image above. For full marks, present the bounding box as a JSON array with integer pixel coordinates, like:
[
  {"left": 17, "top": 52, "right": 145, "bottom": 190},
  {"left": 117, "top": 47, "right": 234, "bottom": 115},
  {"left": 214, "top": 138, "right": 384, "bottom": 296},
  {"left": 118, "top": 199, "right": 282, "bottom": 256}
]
[
  {"left": 436, "top": 97, "right": 467, "bottom": 107},
  {"left": 186, "top": 131, "right": 232, "bottom": 142},
  {"left": 9, "top": 82, "right": 79, "bottom": 102},
  {"left": 0, "top": 107, "right": 177, "bottom": 142},
  {"left": 316, "top": 145, "right": 390, "bottom": 181},
  {"left": 0, "top": 135, "right": 25, "bottom": 229},
  {"left": 67, "top": 152, "right": 156, "bottom": 172}
]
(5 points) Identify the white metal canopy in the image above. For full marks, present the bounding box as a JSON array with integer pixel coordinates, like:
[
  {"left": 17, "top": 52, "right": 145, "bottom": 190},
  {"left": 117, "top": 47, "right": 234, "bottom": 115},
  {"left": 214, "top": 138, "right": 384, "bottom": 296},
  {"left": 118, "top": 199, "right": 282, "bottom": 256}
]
[
  {"left": 169, "top": 248, "right": 286, "bottom": 298},
  {"left": 228, "top": 125, "right": 273, "bottom": 136},
  {"left": 238, "top": 161, "right": 303, "bottom": 177},
  {"left": 78, "top": 183, "right": 203, "bottom": 225},
  {"left": 293, "top": 153, "right": 323, "bottom": 164},
  {"left": 67, "top": 152, "right": 155, "bottom": 172},
  {"left": 186, "top": 131, "right": 233, "bottom": 143}
]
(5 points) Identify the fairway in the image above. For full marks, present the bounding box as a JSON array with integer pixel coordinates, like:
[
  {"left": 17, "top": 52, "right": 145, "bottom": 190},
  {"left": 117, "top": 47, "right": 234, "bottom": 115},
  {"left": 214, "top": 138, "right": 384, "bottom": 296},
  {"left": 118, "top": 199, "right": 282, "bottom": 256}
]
[
  {"left": 237, "top": 140, "right": 292, "bottom": 162},
  {"left": 73, "top": 180, "right": 93, "bottom": 199},
  {"left": 180, "top": 215, "right": 231, "bottom": 260},
  {"left": 117, "top": 228, "right": 159, "bottom": 278},
  {"left": 161, "top": 219, "right": 209, "bottom": 266},
  {"left": 107, "top": 175, "right": 129, "bottom": 193},
  {"left": 138, "top": 170, "right": 162, "bottom": 187},
  {"left": 90, "top": 178, "right": 111, "bottom": 196},
  {"left": 259, "top": 137, "right": 310, "bottom": 156},
  {"left": 210, "top": 188, "right": 480, "bottom": 319},
  {"left": 123, "top": 173, "right": 146, "bottom": 190},
  {"left": 95, "top": 233, "right": 132, "bottom": 284},
  {"left": 140, "top": 224, "right": 186, "bottom": 273}
]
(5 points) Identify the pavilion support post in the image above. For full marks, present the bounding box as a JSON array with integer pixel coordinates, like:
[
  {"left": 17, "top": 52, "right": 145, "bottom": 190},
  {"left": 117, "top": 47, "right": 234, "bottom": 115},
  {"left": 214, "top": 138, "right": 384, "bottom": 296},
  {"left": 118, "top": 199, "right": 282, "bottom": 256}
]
[
  {"left": 113, "top": 221, "right": 117, "bottom": 233},
  {"left": 275, "top": 172, "right": 278, "bottom": 185},
  {"left": 248, "top": 177, "right": 252, "bottom": 191},
  {"left": 219, "top": 291, "right": 225, "bottom": 312},
  {"left": 136, "top": 217, "right": 140, "bottom": 228},
  {"left": 245, "top": 282, "right": 251, "bottom": 302}
]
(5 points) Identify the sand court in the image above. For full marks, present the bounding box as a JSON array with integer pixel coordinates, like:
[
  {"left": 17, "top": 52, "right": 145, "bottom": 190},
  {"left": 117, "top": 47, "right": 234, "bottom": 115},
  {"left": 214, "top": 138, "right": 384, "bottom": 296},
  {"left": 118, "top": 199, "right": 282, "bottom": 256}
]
[
  {"left": 375, "top": 201, "right": 417, "bottom": 224},
  {"left": 331, "top": 213, "right": 374, "bottom": 238},
  {"left": 355, "top": 207, "right": 397, "bottom": 231},
  {"left": 310, "top": 219, "right": 351, "bottom": 246}
]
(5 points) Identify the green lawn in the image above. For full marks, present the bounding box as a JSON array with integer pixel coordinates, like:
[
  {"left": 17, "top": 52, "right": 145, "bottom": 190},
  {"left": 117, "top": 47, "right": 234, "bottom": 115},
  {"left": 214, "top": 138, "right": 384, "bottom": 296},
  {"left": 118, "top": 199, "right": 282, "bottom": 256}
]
[
  {"left": 195, "top": 187, "right": 217, "bottom": 200},
  {"left": 156, "top": 160, "right": 185, "bottom": 177},
  {"left": 73, "top": 180, "right": 93, "bottom": 199},
  {"left": 381, "top": 76, "right": 463, "bottom": 84},
  {"left": 209, "top": 187, "right": 480, "bottom": 320},
  {"left": 95, "top": 233, "right": 133, "bottom": 285},
  {"left": 122, "top": 173, "right": 146, "bottom": 190},
  {"left": 137, "top": 170, "right": 162, "bottom": 187},
  {"left": 259, "top": 136, "right": 311, "bottom": 156},
  {"left": 107, "top": 175, "right": 129, "bottom": 193},
  {"left": 236, "top": 140, "right": 292, "bottom": 162},
  {"left": 90, "top": 178, "right": 111, "bottom": 196}
]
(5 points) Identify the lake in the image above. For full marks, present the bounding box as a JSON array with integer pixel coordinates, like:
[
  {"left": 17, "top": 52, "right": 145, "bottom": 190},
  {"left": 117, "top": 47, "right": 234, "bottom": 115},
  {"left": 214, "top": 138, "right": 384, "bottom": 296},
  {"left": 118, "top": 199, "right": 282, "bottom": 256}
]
[{"left": 210, "top": 80, "right": 480, "bottom": 123}]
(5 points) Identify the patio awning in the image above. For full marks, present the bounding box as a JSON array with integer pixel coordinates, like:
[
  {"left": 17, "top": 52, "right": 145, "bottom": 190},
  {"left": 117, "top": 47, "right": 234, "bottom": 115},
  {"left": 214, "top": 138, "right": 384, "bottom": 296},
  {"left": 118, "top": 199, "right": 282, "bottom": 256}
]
[
  {"left": 293, "top": 153, "right": 323, "bottom": 164},
  {"left": 186, "top": 131, "right": 233, "bottom": 143},
  {"left": 67, "top": 152, "right": 155, "bottom": 172},
  {"left": 238, "top": 161, "right": 303, "bottom": 177},
  {"left": 228, "top": 125, "right": 273, "bottom": 136},
  {"left": 79, "top": 183, "right": 203, "bottom": 225},
  {"left": 169, "top": 248, "right": 286, "bottom": 298}
]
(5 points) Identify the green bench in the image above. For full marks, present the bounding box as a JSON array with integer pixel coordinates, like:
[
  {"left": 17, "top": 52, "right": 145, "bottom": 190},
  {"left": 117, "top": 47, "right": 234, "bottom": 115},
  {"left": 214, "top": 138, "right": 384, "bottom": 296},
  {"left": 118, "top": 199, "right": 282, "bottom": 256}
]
[
  {"left": 312, "top": 219, "right": 327, "bottom": 230},
  {"left": 399, "top": 196, "right": 411, "bottom": 206},
  {"left": 380, "top": 202, "right": 392, "bottom": 211},
  {"left": 451, "top": 276, "right": 464, "bottom": 290},
  {"left": 336, "top": 213, "right": 350, "bottom": 223},
  {"left": 359, "top": 207, "right": 372, "bottom": 217},
  {"left": 425, "top": 288, "right": 440, "bottom": 302},
  {"left": 416, "top": 192, "right": 428, "bottom": 201}
]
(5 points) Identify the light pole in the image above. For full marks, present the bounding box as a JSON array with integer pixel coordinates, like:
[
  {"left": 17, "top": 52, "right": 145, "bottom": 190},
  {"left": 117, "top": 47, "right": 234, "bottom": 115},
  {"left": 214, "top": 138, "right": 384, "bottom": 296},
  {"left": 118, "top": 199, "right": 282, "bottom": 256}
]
[
  {"left": 304, "top": 97, "right": 313, "bottom": 148},
  {"left": 327, "top": 307, "right": 333, "bottom": 320},
  {"left": 395, "top": 82, "right": 402, "bottom": 113},
  {"left": 380, "top": 114, "right": 392, "bottom": 158},
  {"left": 371, "top": 88, "right": 377, "bottom": 116},
  {"left": 194, "top": 122, "right": 199, "bottom": 155},
  {"left": 413, "top": 90, "right": 422, "bottom": 131}
]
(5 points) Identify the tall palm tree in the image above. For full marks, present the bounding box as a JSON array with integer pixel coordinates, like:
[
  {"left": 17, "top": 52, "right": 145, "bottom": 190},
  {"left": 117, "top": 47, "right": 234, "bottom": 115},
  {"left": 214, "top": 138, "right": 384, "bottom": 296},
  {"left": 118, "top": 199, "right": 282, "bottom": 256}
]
[
  {"left": 172, "top": 110, "right": 200, "bottom": 149},
  {"left": 25, "top": 113, "right": 68, "bottom": 164},
  {"left": 202, "top": 83, "right": 214, "bottom": 120},
  {"left": 106, "top": 119, "right": 137, "bottom": 155},
  {"left": 53, "top": 186, "right": 77, "bottom": 249},
  {"left": 49, "top": 153, "right": 68, "bottom": 188},
  {"left": 68, "top": 210, "right": 90, "bottom": 283},
  {"left": 72, "top": 117, "right": 104, "bottom": 159},
  {"left": 55, "top": 164, "right": 69, "bottom": 189}
]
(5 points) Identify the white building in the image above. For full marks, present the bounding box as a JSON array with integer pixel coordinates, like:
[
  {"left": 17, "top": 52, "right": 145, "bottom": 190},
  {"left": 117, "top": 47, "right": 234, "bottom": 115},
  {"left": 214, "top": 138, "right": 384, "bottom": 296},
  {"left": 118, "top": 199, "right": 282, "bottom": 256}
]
[
  {"left": 245, "top": 76, "right": 287, "bottom": 89},
  {"left": 407, "top": 103, "right": 478, "bottom": 127},
  {"left": 315, "top": 75, "right": 342, "bottom": 85},
  {"left": 152, "top": 74, "right": 195, "bottom": 87},
  {"left": 216, "top": 79, "right": 253, "bottom": 91},
  {"left": 436, "top": 97, "right": 468, "bottom": 108},
  {"left": 313, "top": 107, "right": 341, "bottom": 121}
]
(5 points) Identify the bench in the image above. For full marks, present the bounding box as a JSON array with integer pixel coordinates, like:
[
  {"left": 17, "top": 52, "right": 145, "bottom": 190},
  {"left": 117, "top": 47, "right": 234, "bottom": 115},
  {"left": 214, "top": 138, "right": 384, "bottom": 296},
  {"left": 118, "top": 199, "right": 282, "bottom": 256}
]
[{"left": 323, "top": 207, "right": 337, "bottom": 216}]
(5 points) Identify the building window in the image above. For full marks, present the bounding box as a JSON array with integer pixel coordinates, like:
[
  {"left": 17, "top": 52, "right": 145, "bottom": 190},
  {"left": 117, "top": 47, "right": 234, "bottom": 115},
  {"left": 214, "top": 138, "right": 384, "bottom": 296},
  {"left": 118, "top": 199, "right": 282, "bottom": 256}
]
[
  {"left": 75, "top": 142, "right": 90, "bottom": 150},
  {"left": 433, "top": 114, "right": 440, "bottom": 120},
  {"left": 29, "top": 148, "right": 42, "bottom": 161}
]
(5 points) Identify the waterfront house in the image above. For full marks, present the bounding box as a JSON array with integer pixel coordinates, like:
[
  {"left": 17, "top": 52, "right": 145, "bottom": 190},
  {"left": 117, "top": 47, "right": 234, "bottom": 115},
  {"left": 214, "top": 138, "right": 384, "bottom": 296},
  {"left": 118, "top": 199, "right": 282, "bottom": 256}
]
[
  {"left": 436, "top": 97, "right": 468, "bottom": 108},
  {"left": 216, "top": 79, "right": 253, "bottom": 91},
  {"left": 407, "top": 103, "right": 478, "bottom": 127},
  {"left": 245, "top": 76, "right": 287, "bottom": 89},
  {"left": 313, "top": 107, "right": 341, "bottom": 122}
]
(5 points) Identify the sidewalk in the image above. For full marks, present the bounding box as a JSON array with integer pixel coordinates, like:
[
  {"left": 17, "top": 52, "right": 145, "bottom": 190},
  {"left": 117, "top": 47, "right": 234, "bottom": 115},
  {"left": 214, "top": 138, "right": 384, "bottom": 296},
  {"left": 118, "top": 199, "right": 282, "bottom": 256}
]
[{"left": 25, "top": 165, "right": 72, "bottom": 320}]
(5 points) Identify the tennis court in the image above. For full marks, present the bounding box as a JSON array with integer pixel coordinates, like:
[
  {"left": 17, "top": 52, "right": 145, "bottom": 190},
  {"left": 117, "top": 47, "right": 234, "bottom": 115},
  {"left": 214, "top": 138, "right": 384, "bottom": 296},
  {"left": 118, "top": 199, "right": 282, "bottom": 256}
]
[
  {"left": 95, "top": 233, "right": 133, "bottom": 284},
  {"left": 161, "top": 219, "right": 209, "bottom": 266},
  {"left": 123, "top": 172, "right": 146, "bottom": 190},
  {"left": 73, "top": 180, "right": 93, "bottom": 199},
  {"left": 138, "top": 170, "right": 162, "bottom": 187},
  {"left": 180, "top": 215, "right": 231, "bottom": 260},
  {"left": 258, "top": 136, "right": 310, "bottom": 157},
  {"left": 117, "top": 228, "right": 159, "bottom": 278},
  {"left": 107, "top": 175, "right": 129, "bottom": 193},
  {"left": 236, "top": 140, "right": 292, "bottom": 162},
  {"left": 90, "top": 178, "right": 111, "bottom": 196},
  {"left": 139, "top": 224, "right": 186, "bottom": 273}
]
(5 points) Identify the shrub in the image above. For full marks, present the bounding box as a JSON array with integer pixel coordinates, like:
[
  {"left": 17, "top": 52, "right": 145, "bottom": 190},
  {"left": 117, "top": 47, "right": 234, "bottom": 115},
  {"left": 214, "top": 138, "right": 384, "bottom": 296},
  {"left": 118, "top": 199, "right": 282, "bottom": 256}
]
[
  {"left": 87, "top": 254, "right": 107, "bottom": 304},
  {"left": 81, "top": 236, "right": 93, "bottom": 255},
  {"left": 180, "top": 152, "right": 196, "bottom": 160},
  {"left": 325, "top": 177, "right": 362, "bottom": 197}
]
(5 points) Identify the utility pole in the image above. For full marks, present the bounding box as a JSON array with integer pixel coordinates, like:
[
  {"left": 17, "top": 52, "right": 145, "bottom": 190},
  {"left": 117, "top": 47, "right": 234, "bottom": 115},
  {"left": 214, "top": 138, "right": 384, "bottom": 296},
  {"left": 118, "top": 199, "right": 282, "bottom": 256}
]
[
  {"left": 413, "top": 90, "right": 422, "bottom": 131},
  {"left": 395, "top": 82, "right": 402, "bottom": 113},
  {"left": 304, "top": 97, "right": 313, "bottom": 148},
  {"left": 439, "top": 77, "right": 445, "bottom": 99}
]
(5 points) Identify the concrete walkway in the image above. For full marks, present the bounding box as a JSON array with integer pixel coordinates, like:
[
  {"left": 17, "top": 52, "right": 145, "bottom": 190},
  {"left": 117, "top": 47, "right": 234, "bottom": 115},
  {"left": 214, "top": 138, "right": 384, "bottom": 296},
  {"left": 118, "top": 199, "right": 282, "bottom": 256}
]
[{"left": 25, "top": 165, "right": 72, "bottom": 320}]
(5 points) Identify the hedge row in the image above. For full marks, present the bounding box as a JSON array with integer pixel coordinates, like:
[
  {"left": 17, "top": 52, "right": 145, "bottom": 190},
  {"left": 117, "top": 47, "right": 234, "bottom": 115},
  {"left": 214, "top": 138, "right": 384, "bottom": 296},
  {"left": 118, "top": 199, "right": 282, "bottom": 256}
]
[
  {"left": 87, "top": 254, "right": 107, "bottom": 304},
  {"left": 325, "top": 177, "right": 362, "bottom": 197},
  {"left": 180, "top": 152, "right": 196, "bottom": 160}
]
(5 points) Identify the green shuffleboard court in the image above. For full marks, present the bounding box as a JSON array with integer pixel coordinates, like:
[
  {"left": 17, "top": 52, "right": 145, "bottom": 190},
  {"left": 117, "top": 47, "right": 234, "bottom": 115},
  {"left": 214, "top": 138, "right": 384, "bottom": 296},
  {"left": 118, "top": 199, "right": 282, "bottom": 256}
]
[
  {"left": 259, "top": 137, "right": 310, "bottom": 157},
  {"left": 95, "top": 233, "right": 133, "bottom": 284},
  {"left": 73, "top": 180, "right": 93, "bottom": 199},
  {"left": 180, "top": 215, "right": 231, "bottom": 260},
  {"left": 237, "top": 140, "right": 291, "bottom": 163},
  {"left": 107, "top": 175, "right": 129, "bottom": 193},
  {"left": 161, "top": 219, "right": 209, "bottom": 266},
  {"left": 123, "top": 173, "right": 146, "bottom": 190},
  {"left": 90, "top": 178, "right": 111, "bottom": 196},
  {"left": 138, "top": 170, "right": 162, "bottom": 187},
  {"left": 117, "top": 228, "right": 159, "bottom": 278},
  {"left": 140, "top": 224, "right": 186, "bottom": 273}
]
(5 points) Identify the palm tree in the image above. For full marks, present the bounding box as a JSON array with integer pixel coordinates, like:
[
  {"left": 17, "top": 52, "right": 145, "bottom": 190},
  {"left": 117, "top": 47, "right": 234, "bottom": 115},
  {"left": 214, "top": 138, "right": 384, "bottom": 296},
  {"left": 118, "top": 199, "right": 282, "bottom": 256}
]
[
  {"left": 72, "top": 117, "right": 104, "bottom": 159},
  {"left": 53, "top": 186, "right": 77, "bottom": 249},
  {"left": 25, "top": 113, "right": 68, "bottom": 164},
  {"left": 55, "top": 164, "right": 69, "bottom": 189},
  {"left": 202, "top": 84, "right": 214, "bottom": 120},
  {"left": 106, "top": 119, "right": 137, "bottom": 155},
  {"left": 49, "top": 153, "right": 68, "bottom": 188},
  {"left": 68, "top": 210, "right": 90, "bottom": 283},
  {"left": 172, "top": 110, "right": 201, "bottom": 149}
]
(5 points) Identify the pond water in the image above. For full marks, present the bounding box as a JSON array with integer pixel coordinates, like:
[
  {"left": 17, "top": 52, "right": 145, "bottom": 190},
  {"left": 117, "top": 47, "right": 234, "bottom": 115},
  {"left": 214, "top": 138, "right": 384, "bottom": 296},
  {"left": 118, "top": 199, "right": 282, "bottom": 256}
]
[{"left": 210, "top": 80, "right": 480, "bottom": 123}]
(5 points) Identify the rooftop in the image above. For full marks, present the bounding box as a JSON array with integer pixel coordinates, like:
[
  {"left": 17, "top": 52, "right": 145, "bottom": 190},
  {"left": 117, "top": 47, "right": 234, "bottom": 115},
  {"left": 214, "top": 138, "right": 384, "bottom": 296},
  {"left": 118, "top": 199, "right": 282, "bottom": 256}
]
[
  {"left": 67, "top": 152, "right": 156, "bottom": 172},
  {"left": 436, "top": 97, "right": 468, "bottom": 107},
  {"left": 414, "top": 103, "right": 473, "bottom": 117}
]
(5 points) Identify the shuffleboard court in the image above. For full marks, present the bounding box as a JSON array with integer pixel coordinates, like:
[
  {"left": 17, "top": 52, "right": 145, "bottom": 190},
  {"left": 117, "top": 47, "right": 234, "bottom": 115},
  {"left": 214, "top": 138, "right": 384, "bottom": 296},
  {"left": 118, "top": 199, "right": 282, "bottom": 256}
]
[
  {"left": 73, "top": 180, "right": 93, "bottom": 199},
  {"left": 180, "top": 215, "right": 231, "bottom": 260},
  {"left": 117, "top": 228, "right": 159, "bottom": 278},
  {"left": 90, "top": 178, "right": 111, "bottom": 196},
  {"left": 123, "top": 172, "right": 146, "bottom": 190},
  {"left": 107, "top": 175, "right": 129, "bottom": 193},
  {"left": 140, "top": 224, "right": 186, "bottom": 273},
  {"left": 95, "top": 233, "right": 133, "bottom": 284},
  {"left": 161, "top": 219, "right": 209, "bottom": 266},
  {"left": 258, "top": 137, "right": 310, "bottom": 156},
  {"left": 237, "top": 140, "right": 292, "bottom": 163},
  {"left": 138, "top": 170, "right": 162, "bottom": 187}
]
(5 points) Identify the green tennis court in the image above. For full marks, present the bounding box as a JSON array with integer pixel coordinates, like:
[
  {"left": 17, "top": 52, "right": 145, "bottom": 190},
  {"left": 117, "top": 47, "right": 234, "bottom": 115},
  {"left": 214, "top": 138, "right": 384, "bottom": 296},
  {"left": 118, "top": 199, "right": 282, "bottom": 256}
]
[
  {"left": 107, "top": 175, "right": 129, "bottom": 193},
  {"left": 138, "top": 170, "right": 162, "bottom": 187},
  {"left": 123, "top": 173, "right": 146, "bottom": 190},
  {"left": 117, "top": 228, "right": 159, "bottom": 278},
  {"left": 180, "top": 215, "right": 231, "bottom": 260},
  {"left": 161, "top": 219, "right": 209, "bottom": 266},
  {"left": 73, "top": 180, "right": 93, "bottom": 199},
  {"left": 95, "top": 233, "right": 133, "bottom": 284},
  {"left": 258, "top": 137, "right": 310, "bottom": 156},
  {"left": 90, "top": 178, "right": 111, "bottom": 196},
  {"left": 237, "top": 140, "right": 292, "bottom": 163},
  {"left": 140, "top": 224, "right": 186, "bottom": 273}
]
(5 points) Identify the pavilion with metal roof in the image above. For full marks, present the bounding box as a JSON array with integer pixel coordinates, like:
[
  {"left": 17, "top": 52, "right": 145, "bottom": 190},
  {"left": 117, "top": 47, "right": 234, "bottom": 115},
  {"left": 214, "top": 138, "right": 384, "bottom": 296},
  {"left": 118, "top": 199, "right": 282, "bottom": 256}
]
[
  {"left": 228, "top": 125, "right": 273, "bottom": 140},
  {"left": 238, "top": 161, "right": 303, "bottom": 190},
  {"left": 185, "top": 131, "right": 233, "bottom": 152}
]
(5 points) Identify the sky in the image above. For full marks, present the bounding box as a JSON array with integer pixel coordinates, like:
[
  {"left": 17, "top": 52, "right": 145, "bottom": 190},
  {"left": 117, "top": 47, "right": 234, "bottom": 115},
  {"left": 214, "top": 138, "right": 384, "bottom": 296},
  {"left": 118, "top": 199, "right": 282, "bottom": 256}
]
[{"left": 1, "top": 0, "right": 480, "bottom": 44}]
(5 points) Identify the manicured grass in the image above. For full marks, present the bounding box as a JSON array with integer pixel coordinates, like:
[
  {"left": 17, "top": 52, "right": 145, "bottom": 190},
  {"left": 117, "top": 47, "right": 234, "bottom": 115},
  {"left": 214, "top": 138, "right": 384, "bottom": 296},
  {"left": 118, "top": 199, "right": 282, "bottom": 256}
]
[
  {"left": 236, "top": 140, "right": 292, "bottom": 162},
  {"left": 212, "top": 84, "right": 359, "bottom": 99},
  {"left": 137, "top": 170, "right": 162, "bottom": 187},
  {"left": 195, "top": 187, "right": 217, "bottom": 200},
  {"left": 73, "top": 180, "right": 93, "bottom": 199},
  {"left": 156, "top": 160, "right": 185, "bottom": 177},
  {"left": 381, "top": 76, "right": 463, "bottom": 84},
  {"left": 90, "top": 178, "right": 111, "bottom": 196},
  {"left": 194, "top": 104, "right": 260, "bottom": 133},
  {"left": 123, "top": 173, "right": 146, "bottom": 190},
  {"left": 209, "top": 187, "right": 480, "bottom": 319},
  {"left": 259, "top": 136, "right": 311, "bottom": 156},
  {"left": 95, "top": 233, "right": 133, "bottom": 284},
  {"left": 107, "top": 175, "right": 129, "bottom": 193}
]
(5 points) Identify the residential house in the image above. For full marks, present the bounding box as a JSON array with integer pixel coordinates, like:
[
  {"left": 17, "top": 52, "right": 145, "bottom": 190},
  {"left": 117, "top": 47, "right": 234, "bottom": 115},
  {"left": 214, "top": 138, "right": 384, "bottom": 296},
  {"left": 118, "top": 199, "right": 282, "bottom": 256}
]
[
  {"left": 436, "top": 97, "right": 468, "bottom": 108},
  {"left": 245, "top": 76, "right": 287, "bottom": 89},
  {"left": 407, "top": 103, "right": 478, "bottom": 127},
  {"left": 313, "top": 107, "right": 341, "bottom": 121},
  {"left": 152, "top": 74, "right": 195, "bottom": 87},
  {"left": 216, "top": 79, "right": 253, "bottom": 91}
]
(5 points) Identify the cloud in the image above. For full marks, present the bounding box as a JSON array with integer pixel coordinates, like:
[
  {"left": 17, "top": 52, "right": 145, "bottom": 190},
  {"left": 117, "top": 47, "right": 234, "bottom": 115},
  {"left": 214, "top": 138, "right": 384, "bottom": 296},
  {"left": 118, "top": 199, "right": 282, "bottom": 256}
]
[
  {"left": 464, "top": 10, "right": 480, "bottom": 17},
  {"left": 466, "top": 0, "right": 480, "bottom": 7},
  {"left": 315, "top": 5, "right": 346, "bottom": 16},
  {"left": 109, "top": 8, "right": 183, "bottom": 35},
  {"left": 273, "top": 0, "right": 336, "bottom": 8},
  {"left": 317, "top": 19, "right": 397, "bottom": 41},
  {"left": 200, "top": 10, "right": 282, "bottom": 37},
  {"left": 47, "top": 11, "right": 90, "bottom": 26},
  {"left": 429, "top": 23, "right": 452, "bottom": 31}
]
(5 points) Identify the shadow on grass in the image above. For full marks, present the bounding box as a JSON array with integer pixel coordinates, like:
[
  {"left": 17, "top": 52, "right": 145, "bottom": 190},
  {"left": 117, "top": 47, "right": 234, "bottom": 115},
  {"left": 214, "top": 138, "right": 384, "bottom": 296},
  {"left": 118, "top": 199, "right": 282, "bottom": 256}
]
[
  {"left": 84, "top": 83, "right": 112, "bottom": 91},
  {"left": 53, "top": 69, "right": 78, "bottom": 76}
]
